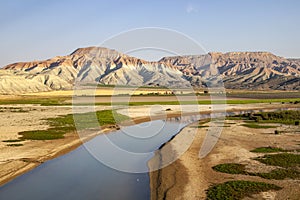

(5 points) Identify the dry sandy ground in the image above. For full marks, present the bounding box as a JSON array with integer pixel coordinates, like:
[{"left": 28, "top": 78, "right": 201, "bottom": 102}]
[
  {"left": 117, "top": 103, "right": 299, "bottom": 118},
  {"left": 149, "top": 119, "right": 300, "bottom": 200},
  {"left": 0, "top": 102, "right": 299, "bottom": 188}
]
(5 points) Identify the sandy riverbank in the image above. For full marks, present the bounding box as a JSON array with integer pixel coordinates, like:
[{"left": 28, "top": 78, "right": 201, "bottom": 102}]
[{"left": 148, "top": 115, "right": 300, "bottom": 199}]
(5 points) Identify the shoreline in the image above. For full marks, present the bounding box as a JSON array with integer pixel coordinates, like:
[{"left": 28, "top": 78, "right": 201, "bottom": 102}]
[{"left": 1, "top": 103, "right": 299, "bottom": 187}]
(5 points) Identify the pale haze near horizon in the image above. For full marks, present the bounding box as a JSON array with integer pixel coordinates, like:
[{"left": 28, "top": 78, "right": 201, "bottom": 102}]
[{"left": 0, "top": 0, "right": 299, "bottom": 67}]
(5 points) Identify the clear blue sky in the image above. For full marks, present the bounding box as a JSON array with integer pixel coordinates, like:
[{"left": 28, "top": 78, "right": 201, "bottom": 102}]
[{"left": 1, "top": 0, "right": 299, "bottom": 67}]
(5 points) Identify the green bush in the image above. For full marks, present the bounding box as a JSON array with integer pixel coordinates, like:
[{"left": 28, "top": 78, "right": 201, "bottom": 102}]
[
  {"left": 257, "top": 168, "right": 300, "bottom": 180},
  {"left": 206, "top": 180, "right": 281, "bottom": 200},
  {"left": 212, "top": 161, "right": 300, "bottom": 180},
  {"left": 250, "top": 147, "right": 285, "bottom": 153},
  {"left": 7, "top": 143, "right": 23, "bottom": 147},
  {"left": 212, "top": 163, "right": 250, "bottom": 175},
  {"left": 254, "top": 153, "right": 300, "bottom": 168},
  {"left": 232, "top": 110, "right": 300, "bottom": 125},
  {"left": 20, "top": 130, "right": 65, "bottom": 140},
  {"left": 2, "top": 139, "right": 24, "bottom": 143}
]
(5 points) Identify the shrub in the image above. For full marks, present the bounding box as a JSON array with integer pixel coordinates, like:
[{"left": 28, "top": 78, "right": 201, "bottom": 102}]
[
  {"left": 254, "top": 153, "right": 300, "bottom": 168},
  {"left": 7, "top": 143, "right": 23, "bottom": 147},
  {"left": 257, "top": 168, "right": 300, "bottom": 180},
  {"left": 250, "top": 147, "right": 285, "bottom": 153},
  {"left": 206, "top": 180, "right": 281, "bottom": 200}
]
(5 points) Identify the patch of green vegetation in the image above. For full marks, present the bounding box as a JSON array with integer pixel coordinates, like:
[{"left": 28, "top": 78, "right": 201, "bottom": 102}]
[
  {"left": 250, "top": 147, "right": 285, "bottom": 153},
  {"left": 192, "top": 125, "right": 209, "bottom": 128},
  {"left": 0, "top": 97, "right": 70, "bottom": 106},
  {"left": 0, "top": 107, "right": 29, "bottom": 113},
  {"left": 2, "top": 139, "right": 24, "bottom": 143},
  {"left": 226, "top": 98, "right": 300, "bottom": 104},
  {"left": 191, "top": 119, "right": 211, "bottom": 128},
  {"left": 213, "top": 162, "right": 300, "bottom": 180},
  {"left": 226, "top": 92, "right": 300, "bottom": 99},
  {"left": 19, "top": 110, "right": 129, "bottom": 140},
  {"left": 10, "top": 109, "right": 29, "bottom": 113},
  {"left": 257, "top": 168, "right": 300, "bottom": 180},
  {"left": 7, "top": 143, "right": 23, "bottom": 147},
  {"left": 2, "top": 96, "right": 300, "bottom": 106},
  {"left": 199, "top": 119, "right": 211, "bottom": 124},
  {"left": 254, "top": 153, "right": 300, "bottom": 168},
  {"left": 206, "top": 180, "right": 281, "bottom": 200},
  {"left": 19, "top": 130, "right": 66, "bottom": 140},
  {"left": 241, "top": 123, "right": 277, "bottom": 129},
  {"left": 212, "top": 163, "right": 251, "bottom": 175},
  {"left": 230, "top": 110, "right": 300, "bottom": 125},
  {"left": 257, "top": 110, "right": 300, "bottom": 125}
]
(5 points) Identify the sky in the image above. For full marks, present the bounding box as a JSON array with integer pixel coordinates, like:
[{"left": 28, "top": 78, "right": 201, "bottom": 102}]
[{"left": 0, "top": 0, "right": 300, "bottom": 67}]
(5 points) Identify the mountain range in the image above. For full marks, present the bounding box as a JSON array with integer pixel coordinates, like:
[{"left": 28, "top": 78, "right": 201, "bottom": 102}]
[{"left": 0, "top": 46, "right": 299, "bottom": 94}]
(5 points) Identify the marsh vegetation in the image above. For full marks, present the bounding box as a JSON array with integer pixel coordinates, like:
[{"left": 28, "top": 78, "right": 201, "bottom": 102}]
[{"left": 18, "top": 110, "right": 129, "bottom": 140}]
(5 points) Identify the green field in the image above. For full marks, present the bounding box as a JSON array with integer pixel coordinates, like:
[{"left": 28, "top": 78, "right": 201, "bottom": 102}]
[
  {"left": 0, "top": 97, "right": 69, "bottom": 106},
  {"left": 0, "top": 96, "right": 300, "bottom": 106},
  {"left": 230, "top": 110, "right": 300, "bottom": 125},
  {"left": 241, "top": 123, "right": 277, "bottom": 129},
  {"left": 19, "top": 110, "right": 129, "bottom": 140}
]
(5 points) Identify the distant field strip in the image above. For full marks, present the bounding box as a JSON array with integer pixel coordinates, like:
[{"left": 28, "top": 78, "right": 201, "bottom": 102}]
[{"left": 0, "top": 97, "right": 300, "bottom": 106}]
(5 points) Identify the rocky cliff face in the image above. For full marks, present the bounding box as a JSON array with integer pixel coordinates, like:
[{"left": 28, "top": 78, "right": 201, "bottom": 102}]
[
  {"left": 161, "top": 52, "right": 300, "bottom": 90},
  {"left": 0, "top": 47, "right": 299, "bottom": 94},
  {"left": 1, "top": 47, "right": 190, "bottom": 94}
]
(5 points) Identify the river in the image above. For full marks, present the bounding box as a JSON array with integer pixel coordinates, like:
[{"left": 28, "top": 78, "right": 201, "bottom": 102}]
[{"left": 0, "top": 118, "right": 195, "bottom": 200}]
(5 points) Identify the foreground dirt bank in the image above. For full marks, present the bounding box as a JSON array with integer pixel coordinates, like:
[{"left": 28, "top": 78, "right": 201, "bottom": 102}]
[{"left": 149, "top": 117, "right": 300, "bottom": 199}]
